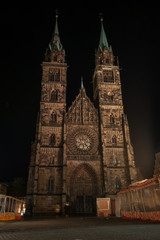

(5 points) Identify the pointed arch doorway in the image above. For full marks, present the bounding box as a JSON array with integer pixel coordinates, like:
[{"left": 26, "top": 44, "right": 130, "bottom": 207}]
[{"left": 70, "top": 164, "right": 98, "bottom": 214}]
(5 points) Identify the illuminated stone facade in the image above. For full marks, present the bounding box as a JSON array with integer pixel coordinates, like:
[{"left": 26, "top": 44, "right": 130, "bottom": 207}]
[{"left": 27, "top": 17, "right": 137, "bottom": 214}]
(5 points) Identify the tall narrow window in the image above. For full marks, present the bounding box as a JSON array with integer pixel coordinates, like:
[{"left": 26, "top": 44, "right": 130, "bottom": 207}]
[
  {"left": 112, "top": 135, "right": 117, "bottom": 145},
  {"left": 51, "top": 90, "right": 58, "bottom": 102},
  {"left": 107, "top": 92, "right": 113, "bottom": 102},
  {"left": 51, "top": 112, "right": 57, "bottom": 123},
  {"left": 50, "top": 134, "right": 56, "bottom": 146},
  {"left": 110, "top": 114, "right": 115, "bottom": 124},
  {"left": 49, "top": 69, "right": 54, "bottom": 81},
  {"left": 48, "top": 176, "right": 54, "bottom": 193},
  {"left": 48, "top": 69, "right": 60, "bottom": 82},
  {"left": 50, "top": 155, "right": 55, "bottom": 165},
  {"left": 54, "top": 69, "right": 60, "bottom": 81}
]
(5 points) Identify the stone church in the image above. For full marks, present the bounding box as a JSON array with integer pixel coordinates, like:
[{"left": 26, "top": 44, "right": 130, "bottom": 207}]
[{"left": 27, "top": 15, "right": 137, "bottom": 215}]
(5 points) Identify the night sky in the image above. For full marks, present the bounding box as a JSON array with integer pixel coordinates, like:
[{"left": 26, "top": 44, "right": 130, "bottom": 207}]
[{"left": 0, "top": 6, "right": 159, "bottom": 182}]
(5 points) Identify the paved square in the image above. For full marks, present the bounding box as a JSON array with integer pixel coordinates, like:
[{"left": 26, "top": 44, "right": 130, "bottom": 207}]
[{"left": 0, "top": 217, "right": 159, "bottom": 240}]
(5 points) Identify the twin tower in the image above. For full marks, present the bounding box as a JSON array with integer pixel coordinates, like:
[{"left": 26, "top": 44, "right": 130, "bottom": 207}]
[{"left": 27, "top": 15, "right": 137, "bottom": 215}]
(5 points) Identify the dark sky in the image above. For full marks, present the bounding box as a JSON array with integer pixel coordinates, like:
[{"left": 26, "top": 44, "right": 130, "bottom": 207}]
[{"left": 0, "top": 6, "right": 159, "bottom": 181}]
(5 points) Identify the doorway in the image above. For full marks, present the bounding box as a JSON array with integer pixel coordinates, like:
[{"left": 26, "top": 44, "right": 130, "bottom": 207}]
[
  {"left": 76, "top": 196, "right": 94, "bottom": 213},
  {"left": 76, "top": 196, "right": 84, "bottom": 213},
  {"left": 70, "top": 164, "right": 98, "bottom": 214}
]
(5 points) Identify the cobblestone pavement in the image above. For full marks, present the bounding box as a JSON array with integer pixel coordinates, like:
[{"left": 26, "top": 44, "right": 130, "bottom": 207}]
[{"left": 0, "top": 217, "right": 160, "bottom": 240}]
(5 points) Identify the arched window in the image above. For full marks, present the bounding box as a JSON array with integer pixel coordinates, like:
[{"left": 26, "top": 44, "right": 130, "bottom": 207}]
[
  {"left": 49, "top": 155, "right": 55, "bottom": 165},
  {"left": 103, "top": 93, "right": 107, "bottom": 100},
  {"left": 50, "top": 134, "right": 56, "bottom": 146},
  {"left": 110, "top": 114, "right": 115, "bottom": 124},
  {"left": 107, "top": 93, "right": 113, "bottom": 102},
  {"left": 48, "top": 176, "right": 54, "bottom": 193},
  {"left": 112, "top": 135, "right": 117, "bottom": 145},
  {"left": 48, "top": 68, "right": 60, "bottom": 82},
  {"left": 54, "top": 70, "right": 60, "bottom": 81},
  {"left": 104, "top": 75, "right": 107, "bottom": 82},
  {"left": 51, "top": 90, "right": 58, "bottom": 102},
  {"left": 51, "top": 112, "right": 57, "bottom": 123}
]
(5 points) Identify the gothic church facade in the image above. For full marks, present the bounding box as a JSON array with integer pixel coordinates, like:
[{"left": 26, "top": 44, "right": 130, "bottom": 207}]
[{"left": 27, "top": 16, "right": 137, "bottom": 214}]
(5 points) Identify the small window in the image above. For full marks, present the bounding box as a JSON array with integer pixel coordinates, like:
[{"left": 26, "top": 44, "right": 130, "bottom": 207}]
[
  {"left": 112, "top": 135, "right": 117, "bottom": 145},
  {"left": 110, "top": 114, "right": 115, "bottom": 124},
  {"left": 104, "top": 76, "right": 107, "bottom": 82},
  {"left": 49, "top": 156, "right": 55, "bottom": 165},
  {"left": 50, "top": 134, "right": 56, "bottom": 146},
  {"left": 108, "top": 95, "right": 113, "bottom": 102},
  {"left": 48, "top": 176, "right": 54, "bottom": 193},
  {"left": 54, "top": 70, "right": 60, "bottom": 81},
  {"left": 48, "top": 69, "right": 60, "bottom": 82},
  {"left": 51, "top": 112, "right": 57, "bottom": 123},
  {"left": 51, "top": 155, "right": 55, "bottom": 164},
  {"left": 49, "top": 74, "right": 54, "bottom": 81},
  {"left": 51, "top": 90, "right": 58, "bottom": 102},
  {"left": 49, "top": 69, "right": 54, "bottom": 81},
  {"left": 103, "top": 93, "right": 107, "bottom": 100}
]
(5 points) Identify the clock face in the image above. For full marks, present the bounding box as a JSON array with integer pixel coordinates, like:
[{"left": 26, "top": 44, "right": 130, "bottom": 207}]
[{"left": 75, "top": 134, "right": 91, "bottom": 151}]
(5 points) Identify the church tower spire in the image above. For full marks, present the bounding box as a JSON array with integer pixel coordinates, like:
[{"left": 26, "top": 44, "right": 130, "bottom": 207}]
[
  {"left": 98, "top": 17, "right": 111, "bottom": 52},
  {"left": 95, "top": 17, "right": 114, "bottom": 66},
  {"left": 45, "top": 12, "right": 65, "bottom": 62},
  {"left": 93, "top": 17, "right": 137, "bottom": 196},
  {"left": 27, "top": 13, "right": 67, "bottom": 214}
]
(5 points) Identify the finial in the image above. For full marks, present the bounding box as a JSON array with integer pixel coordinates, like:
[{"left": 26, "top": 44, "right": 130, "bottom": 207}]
[
  {"left": 99, "top": 13, "right": 103, "bottom": 22},
  {"left": 55, "top": 9, "right": 59, "bottom": 19},
  {"left": 81, "top": 76, "right": 84, "bottom": 89}
]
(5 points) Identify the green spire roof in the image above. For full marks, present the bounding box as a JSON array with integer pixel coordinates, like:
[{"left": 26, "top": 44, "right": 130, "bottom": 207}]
[
  {"left": 53, "top": 17, "right": 60, "bottom": 42},
  {"left": 98, "top": 19, "right": 111, "bottom": 52},
  {"left": 49, "top": 15, "right": 63, "bottom": 52}
]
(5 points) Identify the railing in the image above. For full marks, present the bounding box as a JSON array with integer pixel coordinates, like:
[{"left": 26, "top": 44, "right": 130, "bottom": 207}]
[{"left": 0, "top": 195, "right": 26, "bottom": 221}]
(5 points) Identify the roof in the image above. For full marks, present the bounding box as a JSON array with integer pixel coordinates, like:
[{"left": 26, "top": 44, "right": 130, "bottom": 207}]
[
  {"left": 49, "top": 17, "right": 63, "bottom": 52},
  {"left": 65, "top": 87, "right": 98, "bottom": 125},
  {"left": 118, "top": 175, "right": 160, "bottom": 194},
  {"left": 98, "top": 20, "right": 112, "bottom": 52}
]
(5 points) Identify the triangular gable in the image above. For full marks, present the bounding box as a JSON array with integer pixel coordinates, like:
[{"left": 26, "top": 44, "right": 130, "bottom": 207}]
[{"left": 65, "top": 89, "right": 98, "bottom": 125}]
